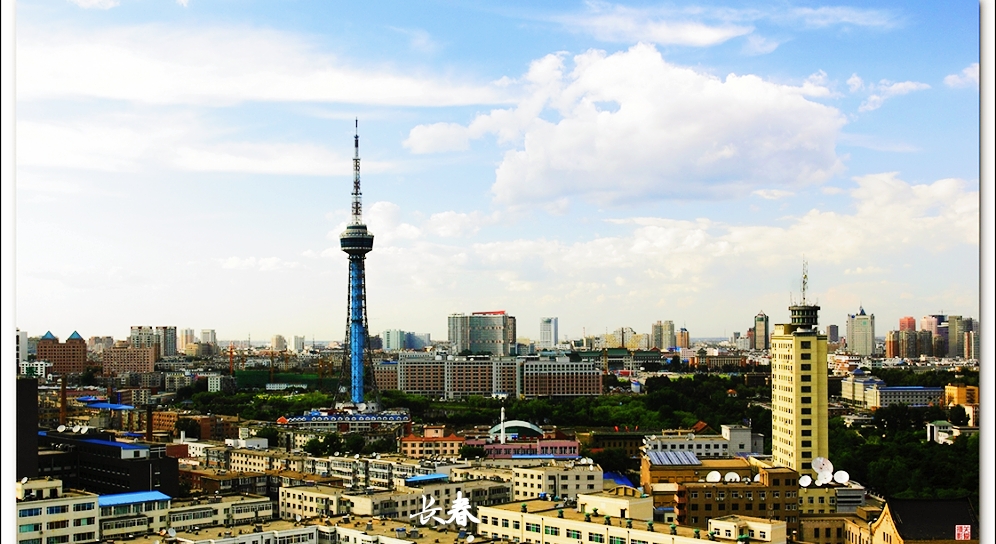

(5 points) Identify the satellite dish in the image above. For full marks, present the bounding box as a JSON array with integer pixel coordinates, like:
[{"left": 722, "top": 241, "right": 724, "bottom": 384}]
[
  {"left": 80, "top": 426, "right": 89, "bottom": 434},
  {"left": 705, "top": 471, "right": 721, "bottom": 483},
  {"left": 72, "top": 425, "right": 81, "bottom": 433},
  {"left": 816, "top": 471, "right": 834, "bottom": 486},
  {"left": 354, "top": 454, "right": 360, "bottom": 459},
  {"left": 57, "top": 425, "right": 67, "bottom": 432},
  {"left": 799, "top": 475, "right": 812, "bottom": 487},
  {"left": 833, "top": 470, "right": 850, "bottom": 484},
  {"left": 296, "top": 514, "right": 302, "bottom": 522},
  {"left": 752, "top": 473, "right": 761, "bottom": 482},
  {"left": 335, "top": 452, "right": 341, "bottom": 457},
  {"left": 811, "top": 457, "right": 833, "bottom": 474},
  {"left": 724, "top": 472, "right": 741, "bottom": 482},
  {"left": 21, "top": 476, "right": 28, "bottom": 484},
  {"left": 168, "top": 528, "right": 177, "bottom": 537}
]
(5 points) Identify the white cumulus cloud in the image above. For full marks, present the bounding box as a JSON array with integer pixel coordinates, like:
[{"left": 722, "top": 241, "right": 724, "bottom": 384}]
[
  {"left": 859, "top": 79, "right": 930, "bottom": 112},
  {"left": 944, "top": 63, "right": 979, "bottom": 88},
  {"left": 409, "top": 44, "right": 846, "bottom": 206}
]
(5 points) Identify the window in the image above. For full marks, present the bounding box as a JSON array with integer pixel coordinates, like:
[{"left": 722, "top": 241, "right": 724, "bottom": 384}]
[
  {"left": 46, "top": 505, "right": 69, "bottom": 515},
  {"left": 801, "top": 341, "right": 811, "bottom": 348},
  {"left": 588, "top": 534, "right": 605, "bottom": 543},
  {"left": 801, "top": 397, "right": 811, "bottom": 404},
  {"left": 801, "top": 419, "right": 812, "bottom": 426},
  {"left": 502, "top": 519, "right": 509, "bottom": 528},
  {"left": 20, "top": 523, "right": 42, "bottom": 533},
  {"left": 492, "top": 518, "right": 499, "bottom": 526},
  {"left": 691, "top": 504, "right": 699, "bottom": 511},
  {"left": 802, "top": 408, "right": 812, "bottom": 415},
  {"left": 513, "top": 521, "right": 520, "bottom": 530},
  {"left": 545, "top": 527, "right": 560, "bottom": 536},
  {"left": 48, "top": 520, "right": 70, "bottom": 530},
  {"left": 73, "top": 534, "right": 96, "bottom": 543},
  {"left": 526, "top": 523, "right": 540, "bottom": 533},
  {"left": 801, "top": 375, "right": 811, "bottom": 382},
  {"left": 801, "top": 386, "right": 811, "bottom": 393},
  {"left": 46, "top": 537, "right": 70, "bottom": 544},
  {"left": 19, "top": 508, "right": 42, "bottom": 518},
  {"left": 801, "top": 364, "right": 811, "bottom": 371},
  {"left": 610, "top": 537, "right": 626, "bottom": 544},
  {"left": 801, "top": 353, "right": 812, "bottom": 360},
  {"left": 566, "top": 529, "right": 582, "bottom": 539},
  {"left": 72, "top": 503, "right": 95, "bottom": 512},
  {"left": 481, "top": 517, "right": 489, "bottom": 525}
]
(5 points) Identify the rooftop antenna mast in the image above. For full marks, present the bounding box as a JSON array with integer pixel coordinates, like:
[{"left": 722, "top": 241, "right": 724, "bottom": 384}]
[{"left": 801, "top": 258, "right": 809, "bottom": 305}]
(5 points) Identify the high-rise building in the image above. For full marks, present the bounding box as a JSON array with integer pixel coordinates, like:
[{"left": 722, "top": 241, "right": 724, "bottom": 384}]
[
  {"left": 898, "top": 329, "right": 919, "bottom": 359},
  {"left": 661, "top": 320, "right": 676, "bottom": 350},
  {"left": 651, "top": 321, "right": 664, "bottom": 350},
  {"left": 825, "top": 324, "right": 838, "bottom": 343},
  {"left": 17, "top": 328, "right": 28, "bottom": 372},
  {"left": 920, "top": 315, "right": 944, "bottom": 336},
  {"left": 754, "top": 312, "right": 770, "bottom": 350},
  {"left": 884, "top": 330, "right": 900, "bottom": 358},
  {"left": 201, "top": 329, "right": 217, "bottom": 346},
  {"left": 899, "top": 316, "right": 916, "bottom": 331},
  {"left": 383, "top": 329, "right": 406, "bottom": 351},
  {"left": 178, "top": 328, "right": 196, "bottom": 351},
  {"left": 271, "top": 335, "right": 287, "bottom": 351},
  {"left": 292, "top": 335, "right": 306, "bottom": 353},
  {"left": 539, "top": 317, "right": 559, "bottom": 349},
  {"left": 677, "top": 328, "right": 690, "bottom": 349},
  {"left": 771, "top": 296, "right": 828, "bottom": 475},
  {"left": 846, "top": 307, "right": 875, "bottom": 356},
  {"left": 130, "top": 326, "right": 157, "bottom": 349},
  {"left": 36, "top": 331, "right": 88, "bottom": 374},
  {"left": 448, "top": 311, "right": 517, "bottom": 356},
  {"left": 965, "top": 331, "right": 980, "bottom": 360},
  {"left": 917, "top": 329, "right": 934, "bottom": 357},
  {"left": 946, "top": 315, "right": 964, "bottom": 359},
  {"left": 156, "top": 326, "right": 177, "bottom": 357},
  {"left": 87, "top": 336, "right": 114, "bottom": 353}
]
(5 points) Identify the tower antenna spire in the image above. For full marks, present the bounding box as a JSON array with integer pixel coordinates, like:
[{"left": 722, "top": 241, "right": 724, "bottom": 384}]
[{"left": 351, "top": 117, "right": 362, "bottom": 224}]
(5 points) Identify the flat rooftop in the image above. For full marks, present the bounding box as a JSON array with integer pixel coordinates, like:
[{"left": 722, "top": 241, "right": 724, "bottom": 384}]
[{"left": 485, "top": 500, "right": 724, "bottom": 539}]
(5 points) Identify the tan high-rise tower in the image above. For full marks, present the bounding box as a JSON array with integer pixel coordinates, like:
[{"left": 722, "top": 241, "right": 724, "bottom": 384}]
[{"left": 770, "top": 265, "right": 828, "bottom": 475}]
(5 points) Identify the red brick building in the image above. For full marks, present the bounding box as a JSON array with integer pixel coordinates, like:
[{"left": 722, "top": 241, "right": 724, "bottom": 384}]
[{"left": 37, "top": 331, "right": 88, "bottom": 374}]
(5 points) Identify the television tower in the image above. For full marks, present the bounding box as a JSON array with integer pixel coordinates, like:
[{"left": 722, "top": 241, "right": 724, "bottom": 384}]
[{"left": 339, "top": 119, "right": 375, "bottom": 405}]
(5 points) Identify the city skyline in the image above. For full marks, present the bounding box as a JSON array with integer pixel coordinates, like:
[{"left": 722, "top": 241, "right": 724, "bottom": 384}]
[{"left": 12, "top": 1, "right": 981, "bottom": 342}]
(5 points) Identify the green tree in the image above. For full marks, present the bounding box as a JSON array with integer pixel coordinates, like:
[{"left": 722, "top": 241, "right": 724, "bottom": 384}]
[
  {"left": 459, "top": 445, "right": 487, "bottom": 459},
  {"left": 254, "top": 427, "right": 281, "bottom": 448},
  {"left": 948, "top": 405, "right": 970, "bottom": 426},
  {"left": 174, "top": 418, "right": 200, "bottom": 439}
]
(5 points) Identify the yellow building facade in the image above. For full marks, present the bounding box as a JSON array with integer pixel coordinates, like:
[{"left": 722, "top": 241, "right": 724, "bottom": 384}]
[{"left": 770, "top": 303, "right": 829, "bottom": 476}]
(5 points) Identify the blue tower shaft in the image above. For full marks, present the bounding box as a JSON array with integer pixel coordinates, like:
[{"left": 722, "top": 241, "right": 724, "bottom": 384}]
[{"left": 348, "top": 256, "right": 366, "bottom": 403}]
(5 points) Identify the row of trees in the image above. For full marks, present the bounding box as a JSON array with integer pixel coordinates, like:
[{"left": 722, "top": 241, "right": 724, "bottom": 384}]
[{"left": 828, "top": 403, "right": 978, "bottom": 508}]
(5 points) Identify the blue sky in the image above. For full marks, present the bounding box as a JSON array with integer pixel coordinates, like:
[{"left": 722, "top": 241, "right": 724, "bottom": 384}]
[{"left": 12, "top": 0, "right": 982, "bottom": 344}]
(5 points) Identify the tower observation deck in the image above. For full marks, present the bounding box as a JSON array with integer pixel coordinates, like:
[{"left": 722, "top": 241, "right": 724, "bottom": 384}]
[{"left": 340, "top": 120, "right": 374, "bottom": 405}]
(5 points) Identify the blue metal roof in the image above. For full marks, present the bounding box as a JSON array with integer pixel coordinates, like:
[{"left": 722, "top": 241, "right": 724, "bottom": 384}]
[
  {"left": 603, "top": 471, "right": 634, "bottom": 487},
  {"left": 68, "top": 331, "right": 83, "bottom": 340},
  {"left": 87, "top": 402, "right": 136, "bottom": 410},
  {"left": 646, "top": 451, "right": 701, "bottom": 466},
  {"left": 41, "top": 331, "right": 57, "bottom": 340},
  {"left": 99, "top": 491, "right": 171, "bottom": 507},
  {"left": 405, "top": 473, "right": 448, "bottom": 484},
  {"left": 80, "top": 439, "right": 147, "bottom": 450}
]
